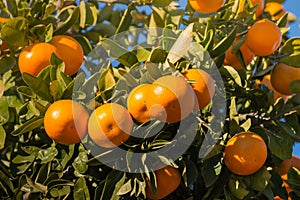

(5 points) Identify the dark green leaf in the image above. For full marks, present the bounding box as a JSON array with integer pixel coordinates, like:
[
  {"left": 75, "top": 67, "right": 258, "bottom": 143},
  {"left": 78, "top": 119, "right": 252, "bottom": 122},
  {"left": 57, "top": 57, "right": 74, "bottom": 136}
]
[
  {"left": 115, "top": 3, "right": 134, "bottom": 34},
  {"left": 0, "top": 98, "right": 9, "bottom": 125},
  {"left": 54, "top": 7, "right": 80, "bottom": 35},
  {"left": 17, "top": 86, "right": 35, "bottom": 98},
  {"left": 281, "top": 38, "right": 300, "bottom": 55},
  {"left": 22, "top": 73, "right": 53, "bottom": 102},
  {"left": 201, "top": 154, "right": 222, "bottom": 187},
  {"left": 0, "top": 56, "right": 16, "bottom": 74},
  {"left": 267, "top": 129, "right": 293, "bottom": 160},
  {"left": 11, "top": 116, "right": 44, "bottom": 136},
  {"left": 0, "top": 125, "right": 6, "bottom": 150},
  {"left": 1, "top": 17, "right": 28, "bottom": 46},
  {"left": 210, "top": 27, "right": 237, "bottom": 58},
  {"left": 5, "top": 0, "right": 18, "bottom": 17},
  {"left": 0, "top": 169, "right": 14, "bottom": 197},
  {"left": 279, "top": 54, "right": 300, "bottom": 68},
  {"left": 100, "top": 170, "right": 125, "bottom": 200}
]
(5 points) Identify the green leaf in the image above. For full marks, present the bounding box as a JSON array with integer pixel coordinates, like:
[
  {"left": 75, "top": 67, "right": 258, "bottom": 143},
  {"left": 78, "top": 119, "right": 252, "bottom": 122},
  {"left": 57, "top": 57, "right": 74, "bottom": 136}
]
[
  {"left": 210, "top": 27, "right": 237, "bottom": 58},
  {"left": 228, "top": 175, "right": 250, "bottom": 199},
  {"left": 11, "top": 116, "right": 44, "bottom": 136},
  {"left": 37, "top": 146, "right": 59, "bottom": 164},
  {"left": 0, "top": 169, "right": 14, "bottom": 197},
  {"left": 287, "top": 167, "right": 300, "bottom": 197},
  {"left": 101, "top": 38, "right": 139, "bottom": 67},
  {"left": 100, "top": 170, "right": 125, "bottom": 200},
  {"left": 267, "top": 129, "right": 293, "bottom": 160},
  {"left": 74, "top": 177, "right": 90, "bottom": 200},
  {"left": 281, "top": 38, "right": 300, "bottom": 55},
  {"left": 54, "top": 7, "right": 80, "bottom": 35},
  {"left": 117, "top": 179, "right": 132, "bottom": 195},
  {"left": 73, "top": 35, "right": 93, "bottom": 56},
  {"left": 35, "top": 162, "right": 51, "bottom": 184},
  {"left": 115, "top": 3, "right": 134, "bottom": 34},
  {"left": 149, "top": 6, "right": 165, "bottom": 29},
  {"left": 17, "top": 86, "right": 35, "bottom": 98},
  {"left": 148, "top": 48, "right": 168, "bottom": 63},
  {"left": 0, "top": 98, "right": 9, "bottom": 125},
  {"left": 279, "top": 54, "right": 300, "bottom": 68},
  {"left": 72, "top": 148, "right": 88, "bottom": 174},
  {"left": 59, "top": 144, "right": 75, "bottom": 170},
  {"left": 22, "top": 73, "right": 53, "bottom": 102},
  {"left": 5, "top": 0, "right": 18, "bottom": 17},
  {"left": 290, "top": 80, "right": 300, "bottom": 93},
  {"left": 1, "top": 17, "right": 28, "bottom": 46},
  {"left": 250, "top": 167, "right": 271, "bottom": 192},
  {"left": 79, "top": 1, "right": 98, "bottom": 28},
  {"left": 0, "top": 125, "right": 6, "bottom": 150},
  {"left": 98, "top": 66, "right": 116, "bottom": 92},
  {"left": 201, "top": 20, "right": 215, "bottom": 51},
  {"left": 152, "top": 0, "right": 172, "bottom": 7},
  {"left": 50, "top": 186, "right": 71, "bottom": 198},
  {"left": 201, "top": 154, "right": 222, "bottom": 187},
  {"left": 0, "top": 56, "right": 16, "bottom": 74}
]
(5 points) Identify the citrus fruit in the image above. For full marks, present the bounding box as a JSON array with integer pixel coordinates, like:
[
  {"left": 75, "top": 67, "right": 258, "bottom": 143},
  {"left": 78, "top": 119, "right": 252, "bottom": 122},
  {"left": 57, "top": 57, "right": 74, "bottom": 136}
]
[
  {"left": 44, "top": 100, "right": 89, "bottom": 145},
  {"left": 256, "top": 74, "right": 288, "bottom": 103},
  {"left": 18, "top": 42, "right": 59, "bottom": 76},
  {"left": 238, "top": 0, "right": 264, "bottom": 18},
  {"left": 0, "top": 17, "right": 9, "bottom": 51},
  {"left": 0, "top": 17, "right": 8, "bottom": 23},
  {"left": 146, "top": 166, "right": 181, "bottom": 200},
  {"left": 270, "top": 63, "right": 300, "bottom": 95},
  {"left": 188, "top": 0, "right": 225, "bottom": 14},
  {"left": 223, "top": 132, "right": 267, "bottom": 176},
  {"left": 49, "top": 35, "right": 84, "bottom": 76},
  {"left": 146, "top": 75, "right": 195, "bottom": 123},
  {"left": 183, "top": 68, "right": 215, "bottom": 109},
  {"left": 224, "top": 38, "right": 255, "bottom": 70},
  {"left": 246, "top": 19, "right": 282, "bottom": 56},
  {"left": 265, "top": 2, "right": 286, "bottom": 21},
  {"left": 127, "top": 84, "right": 152, "bottom": 124},
  {"left": 88, "top": 103, "right": 133, "bottom": 148}
]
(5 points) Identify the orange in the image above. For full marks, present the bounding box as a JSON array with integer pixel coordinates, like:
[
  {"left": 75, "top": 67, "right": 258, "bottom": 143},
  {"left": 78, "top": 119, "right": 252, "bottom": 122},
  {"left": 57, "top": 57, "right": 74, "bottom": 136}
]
[
  {"left": 0, "top": 17, "right": 8, "bottom": 23},
  {"left": 265, "top": 2, "right": 286, "bottom": 21},
  {"left": 18, "top": 43, "right": 59, "bottom": 76},
  {"left": 188, "top": 0, "right": 225, "bottom": 14},
  {"left": 224, "top": 38, "right": 255, "bottom": 70},
  {"left": 238, "top": 0, "right": 265, "bottom": 18},
  {"left": 146, "top": 166, "right": 181, "bottom": 200},
  {"left": 49, "top": 35, "right": 84, "bottom": 76},
  {"left": 146, "top": 75, "right": 194, "bottom": 123},
  {"left": 127, "top": 84, "right": 152, "bottom": 123},
  {"left": 183, "top": 69, "right": 215, "bottom": 109},
  {"left": 88, "top": 103, "right": 133, "bottom": 148},
  {"left": 270, "top": 63, "right": 300, "bottom": 95},
  {"left": 223, "top": 132, "right": 267, "bottom": 176},
  {"left": 256, "top": 74, "right": 288, "bottom": 103},
  {"left": 44, "top": 100, "right": 89, "bottom": 145},
  {"left": 246, "top": 19, "right": 282, "bottom": 56}
]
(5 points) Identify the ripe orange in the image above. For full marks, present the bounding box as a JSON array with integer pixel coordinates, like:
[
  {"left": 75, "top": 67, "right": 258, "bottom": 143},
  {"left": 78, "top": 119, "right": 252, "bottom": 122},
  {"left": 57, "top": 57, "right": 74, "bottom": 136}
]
[
  {"left": 224, "top": 38, "right": 255, "bottom": 70},
  {"left": 127, "top": 84, "right": 152, "bottom": 124},
  {"left": 183, "top": 69, "right": 215, "bottom": 109},
  {"left": 18, "top": 43, "right": 59, "bottom": 76},
  {"left": 188, "top": 0, "right": 225, "bottom": 14},
  {"left": 146, "top": 75, "right": 195, "bottom": 123},
  {"left": 246, "top": 19, "right": 282, "bottom": 56},
  {"left": 223, "top": 132, "right": 267, "bottom": 176},
  {"left": 256, "top": 74, "right": 288, "bottom": 103},
  {"left": 238, "top": 0, "right": 265, "bottom": 18},
  {"left": 146, "top": 166, "right": 181, "bottom": 200},
  {"left": 0, "top": 17, "right": 8, "bottom": 23},
  {"left": 265, "top": 2, "right": 286, "bottom": 21},
  {"left": 88, "top": 103, "right": 133, "bottom": 148},
  {"left": 49, "top": 35, "right": 84, "bottom": 76},
  {"left": 270, "top": 63, "right": 300, "bottom": 95},
  {"left": 44, "top": 100, "right": 89, "bottom": 145}
]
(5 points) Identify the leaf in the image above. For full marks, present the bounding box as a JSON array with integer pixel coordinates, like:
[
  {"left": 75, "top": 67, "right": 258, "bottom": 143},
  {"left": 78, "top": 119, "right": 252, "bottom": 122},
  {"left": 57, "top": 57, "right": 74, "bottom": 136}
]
[
  {"left": 201, "top": 20, "right": 215, "bottom": 51},
  {"left": 148, "top": 48, "right": 168, "bottom": 63},
  {"left": 287, "top": 167, "right": 300, "bottom": 196},
  {"left": 250, "top": 167, "right": 271, "bottom": 192},
  {"left": 98, "top": 66, "right": 116, "bottom": 92},
  {"left": 281, "top": 38, "right": 300, "bottom": 55},
  {"left": 17, "top": 86, "right": 35, "bottom": 98},
  {"left": 1, "top": 17, "right": 28, "bottom": 46},
  {"left": 0, "top": 56, "right": 16, "bottom": 74},
  {"left": 35, "top": 162, "right": 51, "bottom": 184},
  {"left": 152, "top": 0, "right": 173, "bottom": 7},
  {"left": 50, "top": 186, "right": 71, "bottom": 198},
  {"left": 117, "top": 179, "right": 132, "bottom": 195},
  {"left": 4, "top": 0, "right": 18, "bottom": 17},
  {"left": 74, "top": 177, "right": 90, "bottom": 200},
  {"left": 210, "top": 27, "right": 237, "bottom": 58},
  {"left": 0, "top": 125, "right": 6, "bottom": 150},
  {"left": 22, "top": 73, "right": 53, "bottom": 102},
  {"left": 267, "top": 129, "right": 293, "bottom": 160},
  {"left": 290, "top": 80, "right": 300, "bottom": 93},
  {"left": 167, "top": 23, "right": 193, "bottom": 64},
  {"left": 100, "top": 170, "right": 125, "bottom": 200},
  {"left": 37, "top": 146, "right": 59, "bottom": 164},
  {"left": 72, "top": 148, "right": 88, "bottom": 174},
  {"left": 0, "top": 168, "right": 14, "bottom": 197},
  {"left": 279, "top": 54, "right": 300, "bottom": 68},
  {"left": 101, "top": 38, "right": 139, "bottom": 67},
  {"left": 115, "top": 3, "right": 134, "bottom": 34},
  {"left": 149, "top": 6, "right": 165, "bottom": 29},
  {"left": 201, "top": 154, "right": 222, "bottom": 187},
  {"left": 54, "top": 7, "right": 80, "bottom": 35},
  {"left": 0, "top": 98, "right": 9, "bottom": 125},
  {"left": 11, "top": 116, "right": 44, "bottom": 136}
]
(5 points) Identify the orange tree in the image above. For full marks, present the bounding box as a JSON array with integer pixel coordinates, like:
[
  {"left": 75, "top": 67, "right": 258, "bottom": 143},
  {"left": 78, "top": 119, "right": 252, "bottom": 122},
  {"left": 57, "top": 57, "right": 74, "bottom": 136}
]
[{"left": 1, "top": 0, "right": 300, "bottom": 199}]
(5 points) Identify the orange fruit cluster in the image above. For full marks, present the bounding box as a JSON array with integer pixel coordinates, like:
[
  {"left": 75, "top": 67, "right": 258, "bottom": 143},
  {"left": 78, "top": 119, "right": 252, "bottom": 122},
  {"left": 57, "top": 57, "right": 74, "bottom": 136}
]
[
  {"left": 18, "top": 35, "right": 84, "bottom": 76},
  {"left": 223, "top": 132, "right": 267, "bottom": 176},
  {"left": 188, "top": 0, "right": 226, "bottom": 14},
  {"left": 128, "top": 71, "right": 215, "bottom": 124}
]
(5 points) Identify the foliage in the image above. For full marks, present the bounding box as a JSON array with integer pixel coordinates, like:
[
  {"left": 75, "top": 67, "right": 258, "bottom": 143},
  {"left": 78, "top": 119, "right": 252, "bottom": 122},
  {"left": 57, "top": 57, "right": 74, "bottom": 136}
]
[{"left": 1, "top": 0, "right": 300, "bottom": 199}]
